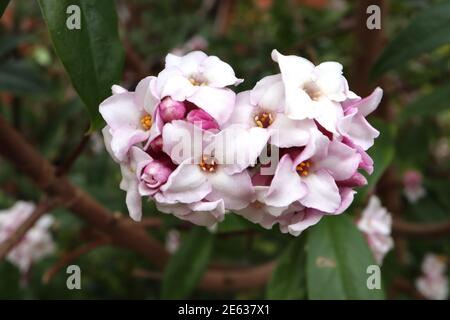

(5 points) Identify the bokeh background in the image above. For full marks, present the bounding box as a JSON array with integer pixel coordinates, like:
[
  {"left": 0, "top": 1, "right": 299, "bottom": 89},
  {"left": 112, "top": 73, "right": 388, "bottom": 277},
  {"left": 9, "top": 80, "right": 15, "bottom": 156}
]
[{"left": 0, "top": 0, "right": 449, "bottom": 299}]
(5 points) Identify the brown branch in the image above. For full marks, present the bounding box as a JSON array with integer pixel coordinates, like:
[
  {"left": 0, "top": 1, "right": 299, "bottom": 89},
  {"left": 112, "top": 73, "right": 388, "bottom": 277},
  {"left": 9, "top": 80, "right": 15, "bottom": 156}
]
[
  {"left": 392, "top": 219, "right": 450, "bottom": 237},
  {"left": 0, "top": 199, "right": 56, "bottom": 260},
  {"left": 0, "top": 115, "right": 273, "bottom": 293},
  {"left": 42, "top": 238, "right": 111, "bottom": 284}
]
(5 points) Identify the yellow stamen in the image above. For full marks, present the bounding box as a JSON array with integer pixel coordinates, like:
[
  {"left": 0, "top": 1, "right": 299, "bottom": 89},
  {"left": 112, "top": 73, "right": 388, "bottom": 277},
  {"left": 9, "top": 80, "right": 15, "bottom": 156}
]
[
  {"left": 254, "top": 112, "right": 274, "bottom": 128},
  {"left": 296, "top": 160, "right": 312, "bottom": 177},
  {"left": 140, "top": 115, "right": 153, "bottom": 131},
  {"left": 199, "top": 155, "right": 217, "bottom": 173}
]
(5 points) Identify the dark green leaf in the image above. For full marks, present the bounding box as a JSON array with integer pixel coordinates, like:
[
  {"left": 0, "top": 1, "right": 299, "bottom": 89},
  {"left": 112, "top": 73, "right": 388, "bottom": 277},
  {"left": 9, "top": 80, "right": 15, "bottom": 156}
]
[
  {"left": 0, "top": 0, "right": 10, "bottom": 18},
  {"left": 400, "top": 85, "right": 450, "bottom": 122},
  {"left": 266, "top": 236, "right": 307, "bottom": 299},
  {"left": 371, "top": 2, "right": 450, "bottom": 79},
  {"left": 161, "top": 228, "right": 214, "bottom": 299},
  {"left": 38, "top": 0, "right": 124, "bottom": 130},
  {"left": 0, "top": 61, "right": 49, "bottom": 94},
  {"left": 355, "top": 119, "right": 395, "bottom": 204},
  {"left": 307, "top": 215, "right": 385, "bottom": 299}
]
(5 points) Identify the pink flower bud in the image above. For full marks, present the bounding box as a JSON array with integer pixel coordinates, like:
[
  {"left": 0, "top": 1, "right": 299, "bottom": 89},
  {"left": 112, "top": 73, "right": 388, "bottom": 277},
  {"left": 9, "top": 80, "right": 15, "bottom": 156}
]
[
  {"left": 141, "top": 160, "right": 172, "bottom": 189},
  {"left": 186, "top": 109, "right": 219, "bottom": 130},
  {"left": 159, "top": 97, "right": 187, "bottom": 122}
]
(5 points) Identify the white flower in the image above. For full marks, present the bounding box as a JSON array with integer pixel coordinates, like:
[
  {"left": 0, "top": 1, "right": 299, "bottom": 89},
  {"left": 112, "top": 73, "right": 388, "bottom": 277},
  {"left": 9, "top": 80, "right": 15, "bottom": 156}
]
[
  {"left": 0, "top": 201, "right": 55, "bottom": 273},
  {"left": 357, "top": 196, "right": 393, "bottom": 264}
]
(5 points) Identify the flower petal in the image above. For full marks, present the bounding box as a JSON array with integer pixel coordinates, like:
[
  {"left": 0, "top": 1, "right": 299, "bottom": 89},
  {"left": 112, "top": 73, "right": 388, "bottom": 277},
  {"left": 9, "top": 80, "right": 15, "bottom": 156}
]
[
  {"left": 265, "top": 154, "right": 307, "bottom": 207},
  {"left": 201, "top": 55, "right": 243, "bottom": 87},
  {"left": 250, "top": 74, "right": 285, "bottom": 112},
  {"left": 165, "top": 51, "right": 208, "bottom": 75},
  {"left": 269, "top": 114, "right": 313, "bottom": 148},
  {"left": 301, "top": 169, "right": 341, "bottom": 213},
  {"left": 135, "top": 76, "right": 159, "bottom": 115},
  {"left": 160, "top": 159, "right": 211, "bottom": 203},
  {"left": 187, "top": 86, "right": 236, "bottom": 125},
  {"left": 206, "top": 169, "right": 255, "bottom": 210},
  {"left": 99, "top": 92, "right": 143, "bottom": 130},
  {"left": 317, "top": 139, "right": 361, "bottom": 181}
]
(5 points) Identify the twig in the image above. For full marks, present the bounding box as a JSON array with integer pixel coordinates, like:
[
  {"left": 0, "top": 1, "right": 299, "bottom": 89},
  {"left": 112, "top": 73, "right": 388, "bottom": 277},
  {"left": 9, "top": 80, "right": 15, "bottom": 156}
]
[
  {"left": 0, "top": 199, "right": 56, "bottom": 260},
  {"left": 42, "top": 237, "right": 111, "bottom": 284},
  {"left": 392, "top": 219, "right": 450, "bottom": 237},
  {"left": 0, "top": 115, "right": 274, "bottom": 293}
]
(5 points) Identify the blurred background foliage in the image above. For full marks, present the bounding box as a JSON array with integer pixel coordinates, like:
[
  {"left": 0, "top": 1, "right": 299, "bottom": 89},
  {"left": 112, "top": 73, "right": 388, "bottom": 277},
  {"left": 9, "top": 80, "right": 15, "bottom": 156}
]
[{"left": 0, "top": 0, "right": 449, "bottom": 299}]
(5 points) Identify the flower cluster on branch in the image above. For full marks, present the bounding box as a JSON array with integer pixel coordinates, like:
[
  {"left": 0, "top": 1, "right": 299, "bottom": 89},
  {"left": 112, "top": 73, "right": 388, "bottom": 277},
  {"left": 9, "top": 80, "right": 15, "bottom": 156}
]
[{"left": 100, "top": 50, "right": 382, "bottom": 236}]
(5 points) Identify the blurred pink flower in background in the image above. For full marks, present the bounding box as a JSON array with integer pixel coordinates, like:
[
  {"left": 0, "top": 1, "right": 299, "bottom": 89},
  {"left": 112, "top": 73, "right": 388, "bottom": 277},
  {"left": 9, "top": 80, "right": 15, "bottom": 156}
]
[
  {"left": 0, "top": 201, "right": 55, "bottom": 273},
  {"left": 357, "top": 196, "right": 393, "bottom": 264},
  {"left": 415, "top": 254, "right": 448, "bottom": 300},
  {"left": 402, "top": 169, "right": 426, "bottom": 203}
]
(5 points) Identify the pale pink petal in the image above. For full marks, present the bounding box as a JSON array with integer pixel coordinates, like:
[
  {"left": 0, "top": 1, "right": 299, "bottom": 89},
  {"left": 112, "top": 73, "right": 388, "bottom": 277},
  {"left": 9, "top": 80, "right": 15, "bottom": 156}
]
[
  {"left": 187, "top": 86, "right": 236, "bottom": 125},
  {"left": 206, "top": 169, "right": 255, "bottom": 210},
  {"left": 339, "top": 111, "right": 380, "bottom": 150},
  {"left": 314, "top": 61, "right": 347, "bottom": 101},
  {"left": 269, "top": 115, "right": 313, "bottom": 148},
  {"left": 333, "top": 187, "right": 356, "bottom": 215},
  {"left": 225, "top": 91, "right": 254, "bottom": 128},
  {"left": 155, "top": 67, "right": 196, "bottom": 101},
  {"left": 160, "top": 160, "right": 211, "bottom": 203},
  {"left": 201, "top": 55, "right": 243, "bottom": 87},
  {"left": 250, "top": 74, "right": 285, "bottom": 112},
  {"left": 119, "top": 164, "right": 142, "bottom": 221},
  {"left": 165, "top": 51, "right": 208, "bottom": 75},
  {"left": 317, "top": 140, "right": 361, "bottom": 181},
  {"left": 99, "top": 92, "right": 143, "bottom": 130},
  {"left": 285, "top": 209, "right": 323, "bottom": 236},
  {"left": 314, "top": 98, "right": 343, "bottom": 135},
  {"left": 110, "top": 128, "right": 150, "bottom": 162},
  {"left": 301, "top": 169, "right": 341, "bottom": 213},
  {"left": 135, "top": 76, "right": 160, "bottom": 115},
  {"left": 265, "top": 154, "right": 307, "bottom": 207}
]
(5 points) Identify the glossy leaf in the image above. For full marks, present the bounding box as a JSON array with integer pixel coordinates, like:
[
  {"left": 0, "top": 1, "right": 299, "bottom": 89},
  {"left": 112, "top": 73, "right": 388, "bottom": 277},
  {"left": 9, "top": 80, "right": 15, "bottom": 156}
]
[
  {"left": 307, "top": 215, "right": 385, "bottom": 300},
  {"left": 38, "top": 0, "right": 124, "bottom": 130},
  {"left": 161, "top": 228, "right": 214, "bottom": 299},
  {"left": 371, "top": 2, "right": 450, "bottom": 79},
  {"left": 266, "top": 236, "right": 307, "bottom": 299},
  {"left": 0, "top": 0, "right": 9, "bottom": 18}
]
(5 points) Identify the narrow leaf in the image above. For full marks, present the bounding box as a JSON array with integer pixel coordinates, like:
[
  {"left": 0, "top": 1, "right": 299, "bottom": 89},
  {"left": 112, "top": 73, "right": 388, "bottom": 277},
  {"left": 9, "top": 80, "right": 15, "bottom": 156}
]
[
  {"left": 38, "top": 0, "right": 124, "bottom": 130},
  {"left": 307, "top": 215, "right": 385, "bottom": 300},
  {"left": 266, "top": 236, "right": 307, "bottom": 299},
  {"left": 0, "top": 0, "right": 10, "bottom": 18},
  {"left": 371, "top": 2, "right": 450, "bottom": 79},
  {"left": 161, "top": 228, "right": 214, "bottom": 299}
]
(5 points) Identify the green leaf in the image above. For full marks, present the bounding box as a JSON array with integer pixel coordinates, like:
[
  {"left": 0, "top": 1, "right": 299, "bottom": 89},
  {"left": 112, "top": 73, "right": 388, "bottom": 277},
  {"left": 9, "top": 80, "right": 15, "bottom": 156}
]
[
  {"left": 38, "top": 0, "right": 124, "bottom": 130},
  {"left": 371, "top": 1, "right": 450, "bottom": 79},
  {"left": 354, "top": 119, "right": 395, "bottom": 204},
  {"left": 0, "top": 61, "right": 50, "bottom": 94},
  {"left": 266, "top": 236, "right": 307, "bottom": 299},
  {"left": 400, "top": 85, "right": 450, "bottom": 122},
  {"left": 161, "top": 228, "right": 214, "bottom": 299},
  {"left": 0, "top": 0, "right": 10, "bottom": 18},
  {"left": 307, "top": 215, "right": 385, "bottom": 300}
]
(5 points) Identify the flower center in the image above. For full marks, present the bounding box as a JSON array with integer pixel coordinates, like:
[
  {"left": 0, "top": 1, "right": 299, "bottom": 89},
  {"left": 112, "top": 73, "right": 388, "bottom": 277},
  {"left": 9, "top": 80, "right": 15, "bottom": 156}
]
[
  {"left": 140, "top": 115, "right": 153, "bottom": 131},
  {"left": 199, "top": 155, "right": 217, "bottom": 172},
  {"left": 296, "top": 160, "right": 311, "bottom": 177},
  {"left": 254, "top": 112, "right": 274, "bottom": 128},
  {"left": 189, "top": 76, "right": 206, "bottom": 86},
  {"left": 303, "top": 82, "right": 321, "bottom": 101}
]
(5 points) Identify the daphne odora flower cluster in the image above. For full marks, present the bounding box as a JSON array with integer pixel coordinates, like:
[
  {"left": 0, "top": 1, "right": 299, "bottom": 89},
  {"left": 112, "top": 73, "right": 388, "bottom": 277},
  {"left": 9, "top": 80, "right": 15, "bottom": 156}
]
[{"left": 100, "top": 50, "right": 382, "bottom": 236}]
